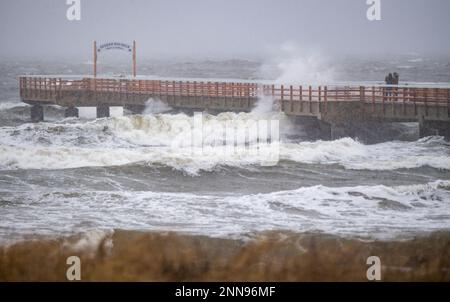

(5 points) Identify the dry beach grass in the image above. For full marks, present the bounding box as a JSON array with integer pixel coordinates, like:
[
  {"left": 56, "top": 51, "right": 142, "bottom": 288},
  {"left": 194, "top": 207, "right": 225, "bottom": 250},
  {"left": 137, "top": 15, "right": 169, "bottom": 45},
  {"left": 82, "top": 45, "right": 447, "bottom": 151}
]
[{"left": 1, "top": 230, "right": 449, "bottom": 281}]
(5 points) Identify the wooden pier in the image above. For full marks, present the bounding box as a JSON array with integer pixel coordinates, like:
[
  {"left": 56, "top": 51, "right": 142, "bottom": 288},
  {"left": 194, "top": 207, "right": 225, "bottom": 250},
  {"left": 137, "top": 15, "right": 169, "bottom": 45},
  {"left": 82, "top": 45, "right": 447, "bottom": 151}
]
[{"left": 19, "top": 76, "right": 450, "bottom": 139}]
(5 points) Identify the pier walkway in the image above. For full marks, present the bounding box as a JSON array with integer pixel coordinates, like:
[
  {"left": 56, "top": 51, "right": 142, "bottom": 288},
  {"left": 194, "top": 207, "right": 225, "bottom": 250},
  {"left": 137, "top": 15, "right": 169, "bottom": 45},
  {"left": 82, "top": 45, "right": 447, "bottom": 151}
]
[{"left": 19, "top": 76, "right": 450, "bottom": 139}]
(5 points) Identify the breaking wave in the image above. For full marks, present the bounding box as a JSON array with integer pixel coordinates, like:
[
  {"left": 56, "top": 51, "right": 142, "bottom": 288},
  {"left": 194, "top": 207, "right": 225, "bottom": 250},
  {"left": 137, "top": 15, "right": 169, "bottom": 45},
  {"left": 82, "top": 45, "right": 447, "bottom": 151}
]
[
  {"left": 1, "top": 180, "right": 449, "bottom": 240},
  {"left": 0, "top": 112, "right": 449, "bottom": 173},
  {"left": 0, "top": 102, "right": 27, "bottom": 111}
]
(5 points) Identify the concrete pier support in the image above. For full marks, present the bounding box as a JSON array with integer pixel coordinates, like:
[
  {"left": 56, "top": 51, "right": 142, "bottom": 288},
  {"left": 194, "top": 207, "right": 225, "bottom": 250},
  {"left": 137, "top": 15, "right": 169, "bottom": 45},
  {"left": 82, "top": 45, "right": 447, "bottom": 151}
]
[
  {"left": 318, "top": 120, "right": 332, "bottom": 140},
  {"left": 65, "top": 106, "right": 79, "bottom": 118},
  {"left": 124, "top": 104, "right": 145, "bottom": 115},
  {"left": 96, "top": 104, "right": 110, "bottom": 118},
  {"left": 30, "top": 104, "right": 44, "bottom": 122},
  {"left": 328, "top": 121, "right": 415, "bottom": 143},
  {"left": 290, "top": 116, "right": 331, "bottom": 141},
  {"left": 293, "top": 117, "right": 417, "bottom": 143},
  {"left": 419, "top": 120, "right": 450, "bottom": 140}
]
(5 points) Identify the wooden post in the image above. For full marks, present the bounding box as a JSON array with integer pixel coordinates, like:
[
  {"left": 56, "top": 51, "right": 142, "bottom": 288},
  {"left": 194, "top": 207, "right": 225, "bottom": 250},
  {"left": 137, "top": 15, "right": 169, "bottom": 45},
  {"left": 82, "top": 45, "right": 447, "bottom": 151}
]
[
  {"left": 289, "top": 85, "right": 294, "bottom": 113},
  {"left": 53, "top": 78, "right": 57, "bottom": 101},
  {"left": 372, "top": 86, "right": 375, "bottom": 113},
  {"left": 446, "top": 89, "right": 450, "bottom": 117},
  {"left": 132, "top": 40, "right": 137, "bottom": 78},
  {"left": 39, "top": 77, "right": 42, "bottom": 99},
  {"left": 299, "top": 86, "right": 303, "bottom": 112},
  {"left": 318, "top": 86, "right": 321, "bottom": 113},
  {"left": 308, "top": 86, "right": 312, "bottom": 113},
  {"left": 447, "top": 88, "right": 450, "bottom": 118},
  {"left": 402, "top": 87, "right": 406, "bottom": 115},
  {"left": 93, "top": 41, "right": 97, "bottom": 78}
]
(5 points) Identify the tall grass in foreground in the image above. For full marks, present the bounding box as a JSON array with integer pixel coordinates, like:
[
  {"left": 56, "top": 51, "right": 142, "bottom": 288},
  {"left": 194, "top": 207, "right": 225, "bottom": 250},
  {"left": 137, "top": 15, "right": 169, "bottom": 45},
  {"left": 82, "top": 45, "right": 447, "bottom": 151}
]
[{"left": 1, "top": 230, "right": 449, "bottom": 281}]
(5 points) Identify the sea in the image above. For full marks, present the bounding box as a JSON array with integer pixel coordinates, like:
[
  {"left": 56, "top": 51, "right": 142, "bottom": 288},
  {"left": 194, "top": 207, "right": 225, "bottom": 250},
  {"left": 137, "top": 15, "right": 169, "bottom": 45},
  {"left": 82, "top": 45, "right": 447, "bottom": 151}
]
[{"left": 0, "top": 54, "right": 450, "bottom": 244}]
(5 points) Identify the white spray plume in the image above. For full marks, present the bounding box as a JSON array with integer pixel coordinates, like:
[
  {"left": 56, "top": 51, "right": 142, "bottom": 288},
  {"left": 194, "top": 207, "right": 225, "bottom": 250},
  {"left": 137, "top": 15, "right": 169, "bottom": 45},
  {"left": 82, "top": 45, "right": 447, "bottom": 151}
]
[
  {"left": 261, "top": 42, "right": 336, "bottom": 85},
  {"left": 251, "top": 94, "right": 280, "bottom": 114},
  {"left": 143, "top": 98, "right": 172, "bottom": 115}
]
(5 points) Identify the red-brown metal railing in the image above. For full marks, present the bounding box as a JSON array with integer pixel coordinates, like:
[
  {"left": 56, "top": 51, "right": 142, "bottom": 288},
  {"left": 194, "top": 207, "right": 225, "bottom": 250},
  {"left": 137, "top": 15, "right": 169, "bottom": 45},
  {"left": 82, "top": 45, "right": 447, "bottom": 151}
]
[{"left": 19, "top": 76, "right": 450, "bottom": 107}]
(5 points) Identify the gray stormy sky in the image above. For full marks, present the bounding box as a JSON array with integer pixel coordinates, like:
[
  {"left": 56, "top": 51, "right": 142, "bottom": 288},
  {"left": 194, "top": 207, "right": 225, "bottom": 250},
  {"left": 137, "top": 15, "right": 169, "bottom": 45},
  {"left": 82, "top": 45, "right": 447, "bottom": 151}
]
[{"left": 0, "top": 0, "right": 449, "bottom": 60}]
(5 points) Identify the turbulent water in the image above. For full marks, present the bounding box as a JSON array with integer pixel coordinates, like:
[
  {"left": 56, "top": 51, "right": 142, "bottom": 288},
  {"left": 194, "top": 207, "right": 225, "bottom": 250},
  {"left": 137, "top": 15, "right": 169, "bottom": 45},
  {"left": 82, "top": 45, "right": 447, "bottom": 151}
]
[{"left": 1, "top": 56, "right": 450, "bottom": 243}]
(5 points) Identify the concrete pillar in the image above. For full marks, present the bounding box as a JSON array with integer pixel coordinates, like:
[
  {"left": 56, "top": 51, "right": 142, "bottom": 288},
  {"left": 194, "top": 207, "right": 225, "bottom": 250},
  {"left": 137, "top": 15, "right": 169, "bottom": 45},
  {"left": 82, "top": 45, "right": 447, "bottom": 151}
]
[
  {"left": 124, "top": 104, "right": 145, "bottom": 115},
  {"left": 290, "top": 116, "right": 331, "bottom": 141},
  {"left": 65, "top": 106, "right": 79, "bottom": 118},
  {"left": 30, "top": 104, "right": 44, "bottom": 122},
  {"left": 329, "top": 121, "right": 383, "bottom": 143},
  {"left": 96, "top": 104, "right": 110, "bottom": 118},
  {"left": 318, "top": 119, "right": 332, "bottom": 140},
  {"left": 419, "top": 120, "right": 450, "bottom": 140},
  {"left": 330, "top": 123, "right": 348, "bottom": 140}
]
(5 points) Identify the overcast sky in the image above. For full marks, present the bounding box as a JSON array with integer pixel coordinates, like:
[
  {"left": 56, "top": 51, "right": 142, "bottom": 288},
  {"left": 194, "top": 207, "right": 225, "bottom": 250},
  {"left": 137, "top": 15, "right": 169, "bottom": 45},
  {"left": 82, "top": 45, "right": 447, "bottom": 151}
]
[{"left": 0, "top": 0, "right": 449, "bottom": 59}]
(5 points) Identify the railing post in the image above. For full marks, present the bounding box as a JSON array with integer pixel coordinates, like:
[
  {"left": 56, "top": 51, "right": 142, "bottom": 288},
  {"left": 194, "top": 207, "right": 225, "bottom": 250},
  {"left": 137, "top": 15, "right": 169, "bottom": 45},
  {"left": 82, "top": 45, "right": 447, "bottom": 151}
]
[
  {"left": 58, "top": 78, "right": 62, "bottom": 100},
  {"left": 200, "top": 81, "right": 204, "bottom": 105},
  {"left": 317, "top": 86, "right": 321, "bottom": 113},
  {"left": 413, "top": 88, "right": 417, "bottom": 116},
  {"left": 43, "top": 77, "right": 47, "bottom": 99},
  {"left": 19, "top": 77, "right": 23, "bottom": 99},
  {"left": 402, "top": 87, "right": 406, "bottom": 115},
  {"left": 289, "top": 85, "right": 294, "bottom": 112},
  {"left": 308, "top": 86, "right": 312, "bottom": 113},
  {"left": 446, "top": 88, "right": 450, "bottom": 117},
  {"left": 394, "top": 86, "right": 398, "bottom": 103},
  {"left": 372, "top": 86, "right": 375, "bottom": 113},
  {"left": 38, "top": 77, "right": 41, "bottom": 99},
  {"left": 52, "top": 78, "right": 56, "bottom": 101},
  {"left": 33, "top": 77, "right": 37, "bottom": 99},
  {"left": 194, "top": 81, "right": 197, "bottom": 98},
  {"left": 324, "top": 86, "right": 327, "bottom": 113}
]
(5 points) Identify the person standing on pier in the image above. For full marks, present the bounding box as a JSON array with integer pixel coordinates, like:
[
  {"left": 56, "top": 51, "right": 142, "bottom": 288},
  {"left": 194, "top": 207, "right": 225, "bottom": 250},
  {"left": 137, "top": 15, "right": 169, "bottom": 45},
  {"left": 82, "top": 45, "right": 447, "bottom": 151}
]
[
  {"left": 385, "top": 73, "right": 394, "bottom": 101},
  {"left": 393, "top": 72, "right": 399, "bottom": 85},
  {"left": 392, "top": 72, "right": 399, "bottom": 100}
]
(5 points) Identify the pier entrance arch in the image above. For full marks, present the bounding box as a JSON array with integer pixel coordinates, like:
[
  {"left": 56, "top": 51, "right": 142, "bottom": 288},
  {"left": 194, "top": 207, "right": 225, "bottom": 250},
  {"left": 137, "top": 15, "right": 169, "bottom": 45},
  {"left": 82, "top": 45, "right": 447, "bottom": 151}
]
[{"left": 93, "top": 40, "right": 137, "bottom": 78}]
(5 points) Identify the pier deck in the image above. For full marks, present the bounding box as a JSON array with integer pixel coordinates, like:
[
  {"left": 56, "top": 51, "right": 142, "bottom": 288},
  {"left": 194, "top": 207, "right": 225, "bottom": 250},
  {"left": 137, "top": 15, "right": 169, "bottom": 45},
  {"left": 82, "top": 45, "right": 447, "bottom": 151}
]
[{"left": 19, "top": 76, "right": 450, "bottom": 139}]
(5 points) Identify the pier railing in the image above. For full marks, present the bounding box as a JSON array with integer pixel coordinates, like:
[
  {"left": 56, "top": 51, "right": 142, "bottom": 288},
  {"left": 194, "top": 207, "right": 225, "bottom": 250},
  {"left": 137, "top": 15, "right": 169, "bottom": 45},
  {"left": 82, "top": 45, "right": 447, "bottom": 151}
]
[{"left": 19, "top": 76, "right": 450, "bottom": 107}]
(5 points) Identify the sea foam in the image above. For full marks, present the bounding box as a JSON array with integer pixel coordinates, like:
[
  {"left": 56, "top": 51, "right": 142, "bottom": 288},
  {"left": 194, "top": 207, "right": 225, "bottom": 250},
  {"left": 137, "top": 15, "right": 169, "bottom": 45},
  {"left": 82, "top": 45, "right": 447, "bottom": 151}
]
[{"left": 0, "top": 112, "right": 449, "bottom": 173}]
